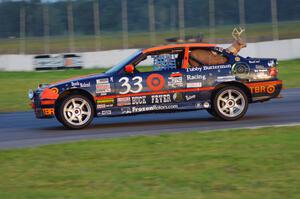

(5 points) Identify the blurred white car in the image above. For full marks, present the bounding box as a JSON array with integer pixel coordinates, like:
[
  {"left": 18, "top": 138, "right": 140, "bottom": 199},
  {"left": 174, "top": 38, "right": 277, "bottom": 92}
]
[{"left": 34, "top": 54, "right": 83, "bottom": 70}]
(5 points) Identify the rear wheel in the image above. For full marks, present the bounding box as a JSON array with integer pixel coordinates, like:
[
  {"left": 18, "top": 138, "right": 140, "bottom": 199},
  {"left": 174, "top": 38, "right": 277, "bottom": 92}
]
[
  {"left": 57, "top": 95, "right": 94, "bottom": 129},
  {"left": 211, "top": 86, "right": 248, "bottom": 121}
]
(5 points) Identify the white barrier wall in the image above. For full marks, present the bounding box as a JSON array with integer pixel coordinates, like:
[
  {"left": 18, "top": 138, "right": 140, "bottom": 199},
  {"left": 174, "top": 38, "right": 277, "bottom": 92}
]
[
  {"left": 81, "top": 49, "right": 138, "bottom": 69},
  {"left": 231, "top": 39, "right": 300, "bottom": 60},
  {"left": 0, "top": 38, "right": 299, "bottom": 71},
  {"left": 0, "top": 54, "right": 34, "bottom": 71}
]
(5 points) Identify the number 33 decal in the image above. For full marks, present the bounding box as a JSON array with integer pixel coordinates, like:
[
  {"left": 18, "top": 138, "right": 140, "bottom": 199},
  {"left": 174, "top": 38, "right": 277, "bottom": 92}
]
[{"left": 119, "top": 76, "right": 143, "bottom": 94}]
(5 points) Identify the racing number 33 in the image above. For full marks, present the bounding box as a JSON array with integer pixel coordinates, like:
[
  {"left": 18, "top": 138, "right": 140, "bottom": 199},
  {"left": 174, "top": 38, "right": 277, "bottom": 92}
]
[{"left": 119, "top": 76, "right": 143, "bottom": 94}]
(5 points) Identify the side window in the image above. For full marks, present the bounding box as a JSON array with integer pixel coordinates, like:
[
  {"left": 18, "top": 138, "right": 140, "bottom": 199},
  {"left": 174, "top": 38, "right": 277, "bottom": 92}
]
[
  {"left": 188, "top": 48, "right": 229, "bottom": 67},
  {"left": 135, "top": 50, "right": 184, "bottom": 72}
]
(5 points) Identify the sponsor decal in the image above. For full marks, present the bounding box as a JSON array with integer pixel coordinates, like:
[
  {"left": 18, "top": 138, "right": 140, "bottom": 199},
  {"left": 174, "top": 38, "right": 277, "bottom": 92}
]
[
  {"left": 51, "top": 87, "right": 59, "bottom": 94},
  {"left": 187, "top": 74, "right": 206, "bottom": 81},
  {"left": 186, "top": 64, "right": 231, "bottom": 72},
  {"left": 266, "top": 85, "right": 276, "bottom": 94},
  {"left": 97, "top": 104, "right": 106, "bottom": 109},
  {"left": 216, "top": 75, "right": 236, "bottom": 82},
  {"left": 168, "top": 72, "right": 183, "bottom": 88},
  {"left": 268, "top": 60, "right": 275, "bottom": 67},
  {"left": 153, "top": 54, "right": 177, "bottom": 70},
  {"left": 185, "top": 94, "right": 196, "bottom": 101},
  {"left": 96, "top": 78, "right": 109, "bottom": 84},
  {"left": 254, "top": 74, "right": 269, "bottom": 80},
  {"left": 97, "top": 104, "right": 113, "bottom": 109},
  {"left": 96, "top": 78, "right": 111, "bottom": 95},
  {"left": 80, "top": 82, "right": 91, "bottom": 88},
  {"left": 94, "top": 86, "right": 216, "bottom": 102},
  {"left": 42, "top": 108, "right": 55, "bottom": 116},
  {"left": 71, "top": 81, "right": 91, "bottom": 88},
  {"left": 132, "top": 104, "right": 178, "bottom": 113},
  {"left": 146, "top": 74, "right": 165, "bottom": 91},
  {"left": 121, "top": 107, "right": 132, "bottom": 114},
  {"left": 96, "top": 83, "right": 111, "bottom": 95},
  {"left": 254, "top": 69, "right": 270, "bottom": 79},
  {"left": 151, "top": 94, "right": 171, "bottom": 104},
  {"left": 256, "top": 73, "right": 270, "bottom": 79},
  {"left": 235, "top": 57, "right": 241, "bottom": 62},
  {"left": 249, "top": 60, "right": 260, "bottom": 64},
  {"left": 203, "top": 64, "right": 232, "bottom": 71},
  {"left": 131, "top": 96, "right": 147, "bottom": 105},
  {"left": 255, "top": 65, "right": 265, "bottom": 70},
  {"left": 186, "top": 67, "right": 202, "bottom": 73},
  {"left": 187, "top": 82, "right": 202, "bottom": 88},
  {"left": 250, "top": 85, "right": 276, "bottom": 94},
  {"left": 170, "top": 72, "right": 182, "bottom": 77},
  {"left": 254, "top": 69, "right": 268, "bottom": 73},
  {"left": 101, "top": 110, "right": 112, "bottom": 115},
  {"left": 168, "top": 77, "right": 183, "bottom": 88},
  {"left": 173, "top": 93, "right": 183, "bottom": 103},
  {"left": 119, "top": 76, "right": 143, "bottom": 94},
  {"left": 97, "top": 98, "right": 114, "bottom": 104},
  {"left": 117, "top": 97, "right": 131, "bottom": 106},
  {"left": 233, "top": 63, "right": 250, "bottom": 75}
]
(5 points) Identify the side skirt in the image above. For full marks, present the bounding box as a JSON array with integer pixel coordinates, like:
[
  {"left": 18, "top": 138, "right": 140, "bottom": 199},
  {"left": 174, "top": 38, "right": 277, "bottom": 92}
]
[{"left": 96, "top": 101, "right": 212, "bottom": 117}]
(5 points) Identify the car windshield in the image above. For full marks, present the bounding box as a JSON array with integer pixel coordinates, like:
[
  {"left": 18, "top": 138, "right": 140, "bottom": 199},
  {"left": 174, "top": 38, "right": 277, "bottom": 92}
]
[{"left": 105, "top": 50, "right": 142, "bottom": 74}]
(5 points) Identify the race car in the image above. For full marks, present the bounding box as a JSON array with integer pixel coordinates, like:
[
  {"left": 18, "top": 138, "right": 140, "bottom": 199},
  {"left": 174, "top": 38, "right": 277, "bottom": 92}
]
[{"left": 28, "top": 43, "right": 282, "bottom": 129}]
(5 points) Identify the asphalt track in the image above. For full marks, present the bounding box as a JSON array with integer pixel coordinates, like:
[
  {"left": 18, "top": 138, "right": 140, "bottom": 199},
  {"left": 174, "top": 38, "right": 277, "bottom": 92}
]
[{"left": 0, "top": 88, "right": 299, "bottom": 149}]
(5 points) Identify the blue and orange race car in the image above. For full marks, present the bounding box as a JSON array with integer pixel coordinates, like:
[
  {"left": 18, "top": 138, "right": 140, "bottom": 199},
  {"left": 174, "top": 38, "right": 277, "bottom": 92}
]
[{"left": 28, "top": 43, "right": 282, "bottom": 129}]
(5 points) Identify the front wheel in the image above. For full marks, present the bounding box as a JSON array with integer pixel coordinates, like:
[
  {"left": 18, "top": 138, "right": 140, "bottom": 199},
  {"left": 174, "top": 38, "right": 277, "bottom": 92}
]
[
  {"left": 57, "top": 95, "right": 94, "bottom": 129},
  {"left": 211, "top": 86, "right": 248, "bottom": 121}
]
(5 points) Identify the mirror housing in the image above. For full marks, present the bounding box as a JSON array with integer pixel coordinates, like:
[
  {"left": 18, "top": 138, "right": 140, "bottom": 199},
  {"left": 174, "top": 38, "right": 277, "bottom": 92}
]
[{"left": 125, "top": 64, "right": 134, "bottom": 73}]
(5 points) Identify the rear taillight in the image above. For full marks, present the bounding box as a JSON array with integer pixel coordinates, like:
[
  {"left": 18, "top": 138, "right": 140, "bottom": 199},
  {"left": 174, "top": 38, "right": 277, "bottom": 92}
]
[{"left": 269, "top": 67, "right": 278, "bottom": 77}]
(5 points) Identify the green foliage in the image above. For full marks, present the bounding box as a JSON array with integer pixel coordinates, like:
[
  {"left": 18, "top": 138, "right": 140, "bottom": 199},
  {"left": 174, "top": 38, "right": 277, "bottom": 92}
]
[
  {"left": 0, "top": 126, "right": 300, "bottom": 198},
  {"left": 278, "top": 59, "right": 300, "bottom": 88}
]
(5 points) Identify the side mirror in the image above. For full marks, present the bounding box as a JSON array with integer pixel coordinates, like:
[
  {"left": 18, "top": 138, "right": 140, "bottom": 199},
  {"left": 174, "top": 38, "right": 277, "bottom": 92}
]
[{"left": 125, "top": 64, "right": 134, "bottom": 73}]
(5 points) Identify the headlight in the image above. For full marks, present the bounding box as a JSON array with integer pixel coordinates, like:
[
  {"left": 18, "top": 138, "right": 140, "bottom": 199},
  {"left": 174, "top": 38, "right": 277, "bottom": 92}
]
[{"left": 28, "top": 89, "right": 34, "bottom": 99}]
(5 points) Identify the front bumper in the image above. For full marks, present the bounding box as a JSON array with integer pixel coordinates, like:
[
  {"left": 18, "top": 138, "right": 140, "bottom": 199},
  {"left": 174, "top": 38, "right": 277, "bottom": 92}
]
[
  {"left": 31, "top": 98, "right": 56, "bottom": 118},
  {"left": 31, "top": 92, "right": 56, "bottom": 119}
]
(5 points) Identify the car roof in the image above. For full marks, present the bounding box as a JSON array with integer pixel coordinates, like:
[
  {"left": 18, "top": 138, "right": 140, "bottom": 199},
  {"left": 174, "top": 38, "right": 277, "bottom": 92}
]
[{"left": 143, "top": 43, "right": 216, "bottom": 53}]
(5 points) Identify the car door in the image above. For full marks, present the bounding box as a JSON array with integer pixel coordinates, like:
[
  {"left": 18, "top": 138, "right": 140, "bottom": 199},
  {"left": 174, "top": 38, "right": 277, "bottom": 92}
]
[
  {"left": 184, "top": 47, "right": 232, "bottom": 109},
  {"left": 113, "top": 49, "right": 187, "bottom": 114}
]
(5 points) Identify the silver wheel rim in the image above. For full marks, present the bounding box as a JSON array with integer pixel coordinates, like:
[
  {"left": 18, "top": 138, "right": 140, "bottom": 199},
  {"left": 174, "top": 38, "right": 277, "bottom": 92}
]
[
  {"left": 217, "top": 89, "right": 245, "bottom": 118},
  {"left": 63, "top": 97, "right": 92, "bottom": 126}
]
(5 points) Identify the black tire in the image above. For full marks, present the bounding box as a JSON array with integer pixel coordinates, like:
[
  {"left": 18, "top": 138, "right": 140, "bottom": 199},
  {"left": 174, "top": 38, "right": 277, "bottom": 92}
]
[
  {"left": 211, "top": 86, "right": 248, "bottom": 121},
  {"left": 57, "top": 94, "right": 94, "bottom": 129}
]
